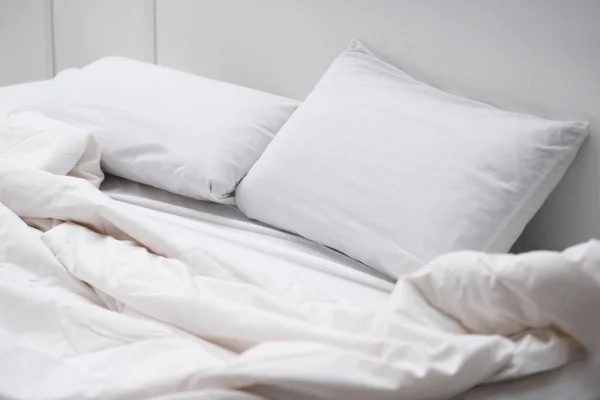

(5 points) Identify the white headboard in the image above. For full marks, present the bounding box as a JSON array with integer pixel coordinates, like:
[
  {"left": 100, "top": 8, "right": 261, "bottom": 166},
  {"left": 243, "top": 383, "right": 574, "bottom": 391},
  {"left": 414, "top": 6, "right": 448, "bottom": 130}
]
[{"left": 2, "top": 0, "right": 599, "bottom": 252}]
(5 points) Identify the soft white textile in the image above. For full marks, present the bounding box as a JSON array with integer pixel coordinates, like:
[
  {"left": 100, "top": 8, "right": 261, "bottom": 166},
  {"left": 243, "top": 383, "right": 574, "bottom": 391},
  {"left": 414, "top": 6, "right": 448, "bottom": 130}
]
[
  {"left": 455, "top": 356, "right": 599, "bottom": 400},
  {"left": 236, "top": 41, "right": 589, "bottom": 278},
  {"left": 102, "top": 177, "right": 600, "bottom": 400},
  {"left": 26, "top": 57, "right": 298, "bottom": 203},
  {"left": 100, "top": 175, "right": 394, "bottom": 310},
  {"left": 0, "top": 69, "right": 78, "bottom": 121},
  {"left": 1, "top": 112, "right": 599, "bottom": 400}
]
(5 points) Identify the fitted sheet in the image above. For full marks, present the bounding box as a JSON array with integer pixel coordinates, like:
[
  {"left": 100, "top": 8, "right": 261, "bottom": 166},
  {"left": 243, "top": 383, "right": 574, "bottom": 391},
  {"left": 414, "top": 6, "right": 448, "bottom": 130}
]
[
  {"left": 101, "top": 175, "right": 599, "bottom": 400},
  {"left": 100, "top": 175, "right": 395, "bottom": 310}
]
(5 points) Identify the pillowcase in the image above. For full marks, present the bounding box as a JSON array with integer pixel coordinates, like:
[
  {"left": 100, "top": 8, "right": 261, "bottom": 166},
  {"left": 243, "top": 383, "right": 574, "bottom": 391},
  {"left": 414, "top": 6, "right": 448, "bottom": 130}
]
[
  {"left": 29, "top": 57, "right": 298, "bottom": 203},
  {"left": 0, "top": 69, "right": 78, "bottom": 122},
  {"left": 236, "top": 41, "right": 588, "bottom": 278}
]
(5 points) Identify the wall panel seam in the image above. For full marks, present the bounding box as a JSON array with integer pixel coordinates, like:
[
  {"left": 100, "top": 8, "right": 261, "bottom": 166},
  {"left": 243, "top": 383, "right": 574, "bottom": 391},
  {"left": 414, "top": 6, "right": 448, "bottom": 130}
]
[
  {"left": 152, "top": 0, "right": 158, "bottom": 64},
  {"left": 49, "top": 0, "right": 57, "bottom": 76}
]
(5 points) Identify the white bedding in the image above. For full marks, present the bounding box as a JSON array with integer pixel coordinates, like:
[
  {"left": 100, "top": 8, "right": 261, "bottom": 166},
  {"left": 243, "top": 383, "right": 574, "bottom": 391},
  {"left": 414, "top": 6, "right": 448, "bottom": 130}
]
[
  {"left": 31, "top": 57, "right": 299, "bottom": 203},
  {"left": 236, "top": 41, "right": 588, "bottom": 279},
  {"left": 1, "top": 112, "right": 600, "bottom": 400},
  {"left": 100, "top": 175, "right": 394, "bottom": 310},
  {"left": 0, "top": 71, "right": 78, "bottom": 118},
  {"left": 102, "top": 176, "right": 600, "bottom": 400}
]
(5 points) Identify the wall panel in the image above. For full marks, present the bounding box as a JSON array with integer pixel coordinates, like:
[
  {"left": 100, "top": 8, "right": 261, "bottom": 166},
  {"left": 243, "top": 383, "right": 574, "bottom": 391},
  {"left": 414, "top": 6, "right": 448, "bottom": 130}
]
[
  {"left": 0, "top": 0, "right": 53, "bottom": 85},
  {"left": 52, "top": 0, "right": 155, "bottom": 72}
]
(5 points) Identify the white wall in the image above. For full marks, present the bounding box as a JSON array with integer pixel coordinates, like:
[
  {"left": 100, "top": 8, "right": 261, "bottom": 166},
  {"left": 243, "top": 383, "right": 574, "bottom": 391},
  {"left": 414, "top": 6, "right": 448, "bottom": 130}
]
[
  {"left": 0, "top": 0, "right": 53, "bottom": 85},
  {"left": 0, "top": 0, "right": 154, "bottom": 85},
  {"left": 52, "top": 0, "right": 155, "bottom": 71}
]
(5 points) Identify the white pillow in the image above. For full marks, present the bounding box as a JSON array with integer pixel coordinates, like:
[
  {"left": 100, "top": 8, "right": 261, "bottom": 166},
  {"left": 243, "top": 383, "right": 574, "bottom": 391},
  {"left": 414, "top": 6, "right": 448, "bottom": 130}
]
[
  {"left": 236, "top": 42, "right": 588, "bottom": 278},
  {"left": 0, "top": 69, "right": 78, "bottom": 122},
  {"left": 29, "top": 57, "right": 298, "bottom": 203}
]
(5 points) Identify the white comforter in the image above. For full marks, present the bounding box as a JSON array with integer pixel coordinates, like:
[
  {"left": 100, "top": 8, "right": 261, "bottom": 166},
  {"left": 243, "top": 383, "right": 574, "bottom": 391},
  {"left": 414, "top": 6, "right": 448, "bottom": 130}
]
[{"left": 1, "top": 112, "right": 599, "bottom": 400}]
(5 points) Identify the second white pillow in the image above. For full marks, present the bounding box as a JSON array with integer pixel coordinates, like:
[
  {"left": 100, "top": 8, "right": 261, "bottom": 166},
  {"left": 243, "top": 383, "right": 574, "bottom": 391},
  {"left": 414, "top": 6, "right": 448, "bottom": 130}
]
[{"left": 237, "top": 42, "right": 588, "bottom": 278}]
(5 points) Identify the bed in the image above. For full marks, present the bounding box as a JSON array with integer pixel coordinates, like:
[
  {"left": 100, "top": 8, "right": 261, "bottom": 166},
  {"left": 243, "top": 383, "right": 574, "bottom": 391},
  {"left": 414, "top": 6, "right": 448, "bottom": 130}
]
[
  {"left": 2, "top": 122, "right": 598, "bottom": 397},
  {"left": 2, "top": 2, "right": 600, "bottom": 398}
]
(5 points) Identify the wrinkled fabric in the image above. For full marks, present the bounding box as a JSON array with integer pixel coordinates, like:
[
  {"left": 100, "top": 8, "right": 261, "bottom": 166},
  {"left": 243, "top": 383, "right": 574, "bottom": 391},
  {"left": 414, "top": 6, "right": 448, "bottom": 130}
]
[{"left": 0, "top": 112, "right": 599, "bottom": 400}]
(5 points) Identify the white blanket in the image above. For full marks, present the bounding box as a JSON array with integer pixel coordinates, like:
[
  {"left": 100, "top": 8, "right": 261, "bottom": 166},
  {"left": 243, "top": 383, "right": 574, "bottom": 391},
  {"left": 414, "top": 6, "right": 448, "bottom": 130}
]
[{"left": 1, "top": 112, "right": 599, "bottom": 400}]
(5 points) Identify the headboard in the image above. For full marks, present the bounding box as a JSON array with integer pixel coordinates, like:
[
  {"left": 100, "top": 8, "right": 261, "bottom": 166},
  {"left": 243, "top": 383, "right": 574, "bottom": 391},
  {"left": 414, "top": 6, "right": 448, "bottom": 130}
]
[{"left": 2, "top": 0, "right": 599, "bottom": 252}]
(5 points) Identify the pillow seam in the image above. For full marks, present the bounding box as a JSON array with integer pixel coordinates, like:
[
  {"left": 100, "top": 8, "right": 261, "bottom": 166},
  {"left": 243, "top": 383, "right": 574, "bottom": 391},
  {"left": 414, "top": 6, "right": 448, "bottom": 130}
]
[{"left": 482, "top": 135, "right": 584, "bottom": 252}]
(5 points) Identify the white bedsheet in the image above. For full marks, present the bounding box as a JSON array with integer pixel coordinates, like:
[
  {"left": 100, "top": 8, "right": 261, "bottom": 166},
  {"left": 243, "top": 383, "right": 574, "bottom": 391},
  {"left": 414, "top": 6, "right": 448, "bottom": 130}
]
[
  {"left": 1, "top": 111, "right": 600, "bottom": 400},
  {"left": 100, "top": 175, "right": 394, "bottom": 310}
]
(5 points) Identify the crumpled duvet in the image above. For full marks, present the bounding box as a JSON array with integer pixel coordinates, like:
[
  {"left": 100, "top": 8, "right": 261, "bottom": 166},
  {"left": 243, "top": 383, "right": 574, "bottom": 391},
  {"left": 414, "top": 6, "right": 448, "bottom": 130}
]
[{"left": 0, "top": 111, "right": 599, "bottom": 400}]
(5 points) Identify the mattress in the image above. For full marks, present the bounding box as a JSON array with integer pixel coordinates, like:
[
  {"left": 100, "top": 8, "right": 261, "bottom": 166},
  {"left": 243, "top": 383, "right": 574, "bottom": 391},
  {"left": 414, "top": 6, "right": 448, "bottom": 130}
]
[{"left": 101, "top": 175, "right": 600, "bottom": 400}]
